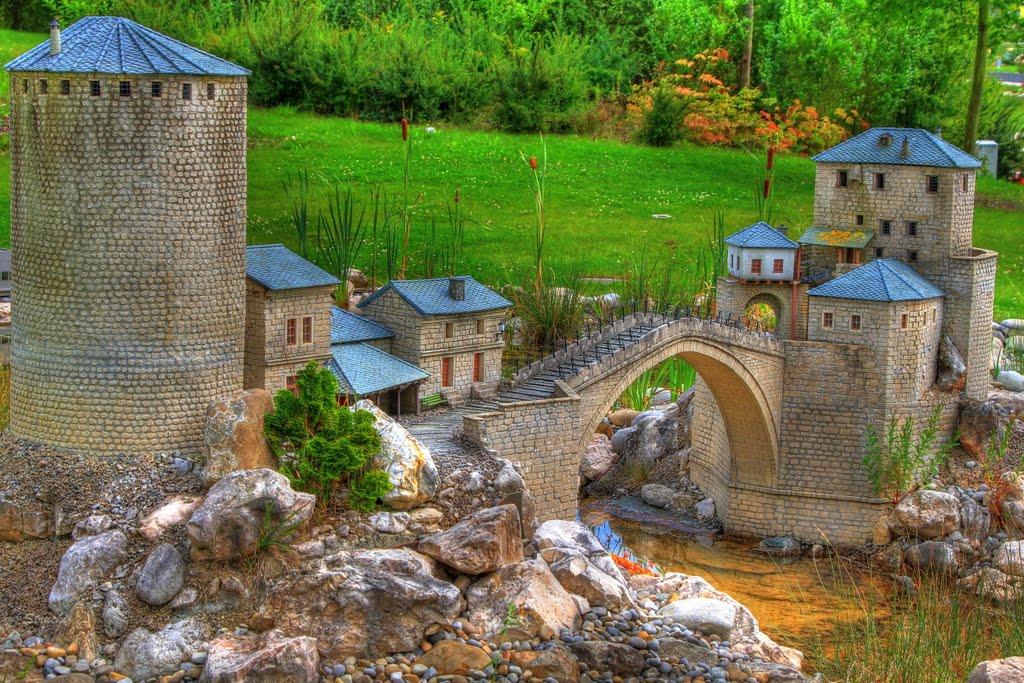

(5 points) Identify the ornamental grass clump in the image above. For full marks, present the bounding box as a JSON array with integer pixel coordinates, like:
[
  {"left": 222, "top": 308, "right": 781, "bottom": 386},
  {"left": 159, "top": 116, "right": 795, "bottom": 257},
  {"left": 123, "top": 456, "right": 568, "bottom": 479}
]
[
  {"left": 264, "top": 360, "right": 389, "bottom": 510},
  {"left": 862, "top": 405, "right": 958, "bottom": 504}
]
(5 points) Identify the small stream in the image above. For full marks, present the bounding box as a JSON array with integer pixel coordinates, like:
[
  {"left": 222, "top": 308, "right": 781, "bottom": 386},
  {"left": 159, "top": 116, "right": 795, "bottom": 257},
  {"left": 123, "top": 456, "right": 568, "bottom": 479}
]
[{"left": 580, "top": 497, "right": 892, "bottom": 658}]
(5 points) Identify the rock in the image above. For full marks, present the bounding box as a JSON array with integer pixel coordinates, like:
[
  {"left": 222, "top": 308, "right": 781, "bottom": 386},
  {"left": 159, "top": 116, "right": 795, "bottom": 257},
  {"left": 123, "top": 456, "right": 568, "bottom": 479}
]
[
  {"left": 547, "top": 553, "right": 633, "bottom": 610},
  {"left": 608, "top": 409, "right": 640, "bottom": 428},
  {"left": 509, "top": 646, "right": 579, "bottom": 682},
  {"left": 368, "top": 511, "right": 411, "bottom": 534},
  {"left": 202, "top": 389, "right": 277, "bottom": 486},
  {"left": 968, "top": 657, "right": 1024, "bottom": 683},
  {"left": 414, "top": 640, "right": 491, "bottom": 677},
  {"left": 56, "top": 600, "right": 99, "bottom": 662},
  {"left": 186, "top": 469, "right": 314, "bottom": 562},
  {"left": 581, "top": 434, "right": 618, "bottom": 481},
  {"left": 534, "top": 520, "right": 625, "bottom": 583},
  {"left": 755, "top": 537, "right": 802, "bottom": 557},
  {"left": 114, "top": 618, "right": 208, "bottom": 682},
  {"left": 103, "top": 590, "right": 130, "bottom": 638},
  {"left": 893, "top": 490, "right": 960, "bottom": 539},
  {"left": 961, "top": 499, "right": 991, "bottom": 546},
  {"left": 170, "top": 587, "right": 199, "bottom": 609},
  {"left": 652, "top": 573, "right": 760, "bottom": 640},
  {"left": 676, "top": 388, "right": 695, "bottom": 450},
  {"left": 568, "top": 641, "right": 645, "bottom": 677},
  {"left": 871, "top": 542, "right": 903, "bottom": 574},
  {"left": 659, "top": 598, "right": 736, "bottom": 639},
  {"left": 993, "top": 541, "right": 1024, "bottom": 577},
  {"left": 72, "top": 515, "right": 113, "bottom": 541},
  {"left": 139, "top": 495, "right": 203, "bottom": 542},
  {"left": 872, "top": 509, "right": 896, "bottom": 545},
  {"left": 745, "top": 660, "right": 811, "bottom": 683},
  {"left": 609, "top": 427, "right": 635, "bottom": 455},
  {"left": 731, "top": 630, "right": 804, "bottom": 670},
  {"left": 695, "top": 498, "right": 716, "bottom": 522},
  {"left": 200, "top": 631, "right": 319, "bottom": 683},
  {"left": 649, "top": 388, "right": 673, "bottom": 406},
  {"left": 959, "top": 400, "right": 1016, "bottom": 461},
  {"left": 936, "top": 336, "right": 967, "bottom": 391},
  {"left": 903, "top": 541, "right": 959, "bottom": 575},
  {"left": 254, "top": 548, "right": 462, "bottom": 660},
  {"left": 629, "top": 409, "right": 679, "bottom": 463},
  {"left": 49, "top": 530, "right": 128, "bottom": 616},
  {"left": 418, "top": 504, "right": 523, "bottom": 575},
  {"left": 0, "top": 497, "right": 53, "bottom": 541},
  {"left": 465, "top": 559, "right": 580, "bottom": 638},
  {"left": 409, "top": 506, "right": 444, "bottom": 525},
  {"left": 492, "top": 460, "right": 525, "bottom": 495},
  {"left": 357, "top": 400, "right": 440, "bottom": 509},
  {"left": 999, "top": 371, "right": 1024, "bottom": 393},
  {"left": 640, "top": 483, "right": 675, "bottom": 509},
  {"left": 997, "top": 474, "right": 1024, "bottom": 540},
  {"left": 960, "top": 567, "right": 1024, "bottom": 601},
  {"left": 658, "top": 638, "right": 718, "bottom": 666},
  {"left": 1003, "top": 318, "right": 1024, "bottom": 331},
  {"left": 135, "top": 544, "right": 186, "bottom": 606}
]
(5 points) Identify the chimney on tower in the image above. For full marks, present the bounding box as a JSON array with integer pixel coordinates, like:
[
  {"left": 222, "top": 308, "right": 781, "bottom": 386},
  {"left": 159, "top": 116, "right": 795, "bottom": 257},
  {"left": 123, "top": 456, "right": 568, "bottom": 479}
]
[
  {"left": 934, "top": 127, "right": 943, "bottom": 139},
  {"left": 448, "top": 277, "right": 466, "bottom": 301},
  {"left": 49, "top": 18, "right": 61, "bottom": 56},
  {"left": 900, "top": 137, "right": 910, "bottom": 160}
]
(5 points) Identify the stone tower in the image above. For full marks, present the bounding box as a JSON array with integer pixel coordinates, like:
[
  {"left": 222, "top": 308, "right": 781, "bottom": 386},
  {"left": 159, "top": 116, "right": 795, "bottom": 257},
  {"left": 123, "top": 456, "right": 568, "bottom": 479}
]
[{"left": 4, "top": 17, "right": 250, "bottom": 455}]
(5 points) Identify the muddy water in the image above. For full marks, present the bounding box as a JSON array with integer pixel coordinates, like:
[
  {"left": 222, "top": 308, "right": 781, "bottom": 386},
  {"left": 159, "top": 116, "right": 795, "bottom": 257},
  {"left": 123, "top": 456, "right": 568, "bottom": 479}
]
[{"left": 580, "top": 498, "right": 891, "bottom": 654}]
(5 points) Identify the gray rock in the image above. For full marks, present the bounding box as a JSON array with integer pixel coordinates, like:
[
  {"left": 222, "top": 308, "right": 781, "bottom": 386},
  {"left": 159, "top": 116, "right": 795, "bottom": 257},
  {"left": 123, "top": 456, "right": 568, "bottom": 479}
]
[
  {"left": 103, "top": 590, "right": 130, "bottom": 638},
  {"left": 755, "top": 537, "right": 802, "bottom": 557},
  {"left": 999, "top": 370, "right": 1024, "bottom": 393},
  {"left": 893, "top": 490, "right": 960, "bottom": 539},
  {"left": 49, "top": 530, "right": 128, "bottom": 616},
  {"left": 659, "top": 598, "right": 736, "bottom": 639},
  {"left": 493, "top": 460, "right": 526, "bottom": 495},
  {"left": 135, "top": 544, "right": 186, "bottom": 606},
  {"left": 936, "top": 336, "right": 967, "bottom": 391},
  {"left": 640, "top": 484, "right": 675, "bottom": 509},
  {"left": 903, "top": 541, "right": 959, "bottom": 576},
  {"left": 201, "top": 632, "right": 320, "bottom": 683},
  {"left": 568, "top": 641, "right": 645, "bottom": 676},
  {"left": 610, "top": 427, "right": 635, "bottom": 455},
  {"left": 580, "top": 435, "right": 617, "bottom": 481},
  {"left": 114, "top": 618, "right": 208, "bottom": 682},
  {"left": 993, "top": 540, "right": 1024, "bottom": 577},
  {"left": 357, "top": 400, "right": 440, "bottom": 509},
  {"left": 418, "top": 505, "right": 523, "bottom": 575},
  {"left": 71, "top": 515, "right": 113, "bottom": 541},
  {"left": 368, "top": 511, "right": 411, "bottom": 534},
  {"left": 961, "top": 499, "right": 991, "bottom": 545},
  {"left": 695, "top": 498, "right": 716, "bottom": 522},
  {"left": 968, "top": 656, "right": 1024, "bottom": 683}
]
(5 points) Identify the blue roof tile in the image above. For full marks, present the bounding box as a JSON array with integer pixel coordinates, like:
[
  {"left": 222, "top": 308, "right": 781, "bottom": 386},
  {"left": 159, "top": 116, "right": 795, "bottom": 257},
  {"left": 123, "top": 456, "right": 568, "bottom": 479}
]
[
  {"left": 724, "top": 222, "right": 798, "bottom": 249},
  {"left": 812, "top": 128, "right": 980, "bottom": 169},
  {"left": 5, "top": 16, "right": 249, "bottom": 76},
  {"left": 330, "top": 306, "right": 394, "bottom": 344},
  {"left": 329, "top": 343, "right": 430, "bottom": 396},
  {"left": 358, "top": 277, "right": 512, "bottom": 316},
  {"left": 246, "top": 245, "right": 341, "bottom": 291},
  {"left": 807, "top": 259, "right": 944, "bottom": 302}
]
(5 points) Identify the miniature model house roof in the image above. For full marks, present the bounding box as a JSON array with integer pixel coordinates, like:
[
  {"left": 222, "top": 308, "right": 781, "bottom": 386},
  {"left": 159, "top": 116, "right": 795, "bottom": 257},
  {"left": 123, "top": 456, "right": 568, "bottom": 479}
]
[
  {"left": 724, "top": 222, "right": 798, "bottom": 249},
  {"left": 4, "top": 16, "right": 250, "bottom": 76},
  {"left": 798, "top": 227, "right": 875, "bottom": 249},
  {"left": 329, "top": 343, "right": 430, "bottom": 396},
  {"left": 330, "top": 306, "right": 394, "bottom": 344},
  {"left": 811, "top": 128, "right": 981, "bottom": 169},
  {"left": 245, "top": 245, "right": 341, "bottom": 291},
  {"left": 358, "top": 276, "right": 513, "bottom": 316},
  {"left": 807, "top": 259, "right": 944, "bottom": 302}
]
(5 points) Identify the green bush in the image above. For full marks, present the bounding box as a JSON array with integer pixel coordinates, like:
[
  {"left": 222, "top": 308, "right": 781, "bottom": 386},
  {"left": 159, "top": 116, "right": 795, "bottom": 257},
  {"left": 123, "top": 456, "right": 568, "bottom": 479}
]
[
  {"left": 637, "top": 86, "right": 683, "bottom": 147},
  {"left": 348, "top": 469, "right": 394, "bottom": 512},
  {"left": 862, "top": 405, "right": 957, "bottom": 504},
  {"left": 264, "top": 360, "right": 388, "bottom": 507}
]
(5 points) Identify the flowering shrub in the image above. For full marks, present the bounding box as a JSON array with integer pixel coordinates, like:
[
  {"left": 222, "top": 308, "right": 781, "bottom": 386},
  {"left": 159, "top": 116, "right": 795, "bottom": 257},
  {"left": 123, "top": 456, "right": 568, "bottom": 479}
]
[{"left": 629, "top": 49, "right": 865, "bottom": 155}]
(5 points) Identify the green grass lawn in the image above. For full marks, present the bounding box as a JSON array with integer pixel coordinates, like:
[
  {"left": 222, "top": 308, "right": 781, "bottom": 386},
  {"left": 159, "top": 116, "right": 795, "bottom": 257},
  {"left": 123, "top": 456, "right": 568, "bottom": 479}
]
[{"left": 0, "top": 94, "right": 1022, "bottom": 316}]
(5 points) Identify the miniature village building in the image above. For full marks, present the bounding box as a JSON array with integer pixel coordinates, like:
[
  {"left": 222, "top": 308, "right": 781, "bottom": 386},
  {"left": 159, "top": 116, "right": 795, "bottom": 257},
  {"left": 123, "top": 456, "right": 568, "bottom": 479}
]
[{"left": 724, "top": 221, "right": 799, "bottom": 281}]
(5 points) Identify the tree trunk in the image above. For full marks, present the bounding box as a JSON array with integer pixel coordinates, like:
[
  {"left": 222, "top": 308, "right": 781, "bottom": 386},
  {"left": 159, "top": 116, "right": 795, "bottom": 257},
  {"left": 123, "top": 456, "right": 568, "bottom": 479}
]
[
  {"left": 739, "top": 0, "right": 755, "bottom": 90},
  {"left": 964, "top": 0, "right": 989, "bottom": 152}
]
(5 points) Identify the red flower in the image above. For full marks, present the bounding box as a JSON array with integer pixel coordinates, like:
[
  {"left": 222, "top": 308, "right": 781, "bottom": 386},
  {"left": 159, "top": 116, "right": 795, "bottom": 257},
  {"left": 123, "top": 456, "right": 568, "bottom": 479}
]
[
  {"left": 401, "top": 118, "right": 409, "bottom": 141},
  {"left": 529, "top": 157, "right": 538, "bottom": 170}
]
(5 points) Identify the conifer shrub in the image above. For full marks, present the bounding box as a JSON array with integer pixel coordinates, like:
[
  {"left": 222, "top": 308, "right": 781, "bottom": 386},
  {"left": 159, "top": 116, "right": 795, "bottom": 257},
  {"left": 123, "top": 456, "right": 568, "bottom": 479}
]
[{"left": 264, "top": 360, "right": 389, "bottom": 508}]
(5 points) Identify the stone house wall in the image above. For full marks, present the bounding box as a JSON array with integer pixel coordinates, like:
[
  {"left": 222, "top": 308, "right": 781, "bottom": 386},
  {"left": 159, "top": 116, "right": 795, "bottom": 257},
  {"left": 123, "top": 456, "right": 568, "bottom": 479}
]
[
  {"left": 7, "top": 71, "right": 248, "bottom": 455},
  {"left": 717, "top": 278, "right": 811, "bottom": 341}
]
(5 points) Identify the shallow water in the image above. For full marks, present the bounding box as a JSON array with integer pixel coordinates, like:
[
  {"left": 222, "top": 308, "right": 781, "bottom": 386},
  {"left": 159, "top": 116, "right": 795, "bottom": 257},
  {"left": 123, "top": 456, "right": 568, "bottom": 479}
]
[{"left": 580, "top": 498, "right": 891, "bottom": 654}]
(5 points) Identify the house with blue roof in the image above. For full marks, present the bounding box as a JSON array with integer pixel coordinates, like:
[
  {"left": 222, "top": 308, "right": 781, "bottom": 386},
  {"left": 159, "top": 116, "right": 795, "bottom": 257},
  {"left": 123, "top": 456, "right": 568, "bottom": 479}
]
[
  {"left": 359, "top": 276, "right": 513, "bottom": 406},
  {"left": 724, "top": 221, "right": 799, "bottom": 281}
]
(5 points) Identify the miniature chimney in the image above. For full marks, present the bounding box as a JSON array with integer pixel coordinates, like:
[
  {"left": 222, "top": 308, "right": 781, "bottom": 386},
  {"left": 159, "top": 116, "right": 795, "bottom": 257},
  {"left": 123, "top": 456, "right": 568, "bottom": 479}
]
[
  {"left": 900, "top": 137, "right": 910, "bottom": 159},
  {"left": 776, "top": 224, "right": 788, "bottom": 235},
  {"left": 49, "top": 18, "right": 61, "bottom": 56},
  {"left": 934, "top": 127, "right": 943, "bottom": 139},
  {"left": 448, "top": 277, "right": 466, "bottom": 301}
]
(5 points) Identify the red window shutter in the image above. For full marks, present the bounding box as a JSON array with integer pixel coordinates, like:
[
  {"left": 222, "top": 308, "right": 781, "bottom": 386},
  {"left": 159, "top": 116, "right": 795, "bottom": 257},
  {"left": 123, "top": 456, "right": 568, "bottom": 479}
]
[
  {"left": 751, "top": 259, "right": 762, "bottom": 275},
  {"left": 286, "top": 375, "right": 298, "bottom": 396},
  {"left": 442, "top": 357, "right": 452, "bottom": 387},
  {"left": 473, "top": 353, "right": 483, "bottom": 382},
  {"left": 772, "top": 259, "right": 784, "bottom": 274},
  {"left": 286, "top": 318, "right": 296, "bottom": 346}
]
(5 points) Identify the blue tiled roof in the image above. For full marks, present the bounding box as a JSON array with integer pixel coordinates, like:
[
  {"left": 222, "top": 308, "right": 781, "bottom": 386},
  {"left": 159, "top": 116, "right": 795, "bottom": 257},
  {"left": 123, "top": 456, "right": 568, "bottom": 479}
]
[
  {"left": 812, "top": 128, "right": 981, "bottom": 169},
  {"left": 5, "top": 16, "right": 249, "bottom": 76},
  {"left": 330, "top": 306, "right": 394, "bottom": 344},
  {"left": 724, "top": 222, "right": 798, "bottom": 249},
  {"left": 358, "top": 277, "right": 513, "bottom": 316},
  {"left": 329, "top": 343, "right": 430, "bottom": 396},
  {"left": 246, "top": 245, "right": 341, "bottom": 291},
  {"left": 807, "top": 259, "right": 944, "bottom": 302}
]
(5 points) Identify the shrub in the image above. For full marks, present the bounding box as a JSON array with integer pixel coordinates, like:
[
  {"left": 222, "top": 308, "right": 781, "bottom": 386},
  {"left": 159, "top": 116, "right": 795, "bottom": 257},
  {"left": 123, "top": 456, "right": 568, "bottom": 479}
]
[
  {"left": 862, "top": 405, "right": 957, "bottom": 504},
  {"left": 347, "top": 469, "right": 394, "bottom": 512},
  {"left": 264, "top": 360, "right": 388, "bottom": 507},
  {"left": 636, "top": 86, "right": 683, "bottom": 147}
]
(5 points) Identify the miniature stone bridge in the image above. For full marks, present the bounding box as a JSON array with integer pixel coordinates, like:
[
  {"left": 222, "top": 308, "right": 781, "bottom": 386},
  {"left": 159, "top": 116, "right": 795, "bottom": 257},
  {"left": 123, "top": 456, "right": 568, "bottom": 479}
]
[{"left": 450, "top": 311, "right": 788, "bottom": 524}]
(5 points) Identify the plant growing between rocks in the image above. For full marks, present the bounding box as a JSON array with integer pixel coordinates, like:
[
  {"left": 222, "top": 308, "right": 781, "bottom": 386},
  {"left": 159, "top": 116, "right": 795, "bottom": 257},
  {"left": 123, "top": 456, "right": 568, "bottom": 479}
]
[
  {"left": 264, "top": 360, "right": 388, "bottom": 509},
  {"left": 862, "top": 405, "right": 958, "bottom": 504}
]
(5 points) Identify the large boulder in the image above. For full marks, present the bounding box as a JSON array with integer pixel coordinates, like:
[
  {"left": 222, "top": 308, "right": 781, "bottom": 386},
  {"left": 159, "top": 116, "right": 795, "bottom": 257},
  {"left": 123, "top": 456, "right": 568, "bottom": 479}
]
[
  {"left": 418, "top": 504, "right": 523, "bottom": 575},
  {"left": 414, "top": 641, "right": 491, "bottom": 677},
  {"left": 186, "top": 468, "right": 314, "bottom": 562},
  {"left": 936, "top": 336, "right": 967, "bottom": 392},
  {"left": 581, "top": 434, "right": 618, "bottom": 481},
  {"left": 48, "top": 530, "right": 127, "bottom": 616},
  {"left": 659, "top": 598, "right": 736, "bottom": 639},
  {"left": 999, "top": 371, "right": 1024, "bottom": 393},
  {"left": 993, "top": 541, "right": 1024, "bottom": 577},
  {"left": 254, "top": 548, "right": 462, "bottom": 660},
  {"left": 356, "top": 400, "right": 439, "bottom": 509},
  {"left": 903, "top": 540, "right": 960, "bottom": 576},
  {"left": 568, "top": 641, "right": 645, "bottom": 677},
  {"left": 534, "top": 520, "right": 632, "bottom": 609},
  {"left": 202, "top": 389, "right": 278, "bottom": 485},
  {"left": 968, "top": 657, "right": 1024, "bottom": 683},
  {"left": 640, "top": 483, "right": 675, "bottom": 509},
  {"left": 960, "top": 567, "right": 1024, "bottom": 602},
  {"left": 200, "top": 632, "right": 319, "bottom": 683},
  {"left": 509, "top": 646, "right": 579, "bottom": 682},
  {"left": 114, "top": 618, "right": 209, "bottom": 682},
  {"left": 677, "top": 388, "right": 695, "bottom": 451},
  {"left": 995, "top": 474, "right": 1024, "bottom": 539},
  {"left": 465, "top": 559, "right": 580, "bottom": 638},
  {"left": 893, "top": 490, "right": 960, "bottom": 539},
  {"left": 135, "top": 543, "right": 186, "bottom": 606},
  {"left": 139, "top": 494, "right": 202, "bottom": 542},
  {"left": 959, "top": 400, "right": 1016, "bottom": 461},
  {"left": 0, "top": 497, "right": 55, "bottom": 542},
  {"left": 628, "top": 409, "right": 679, "bottom": 463},
  {"left": 961, "top": 499, "right": 991, "bottom": 547}
]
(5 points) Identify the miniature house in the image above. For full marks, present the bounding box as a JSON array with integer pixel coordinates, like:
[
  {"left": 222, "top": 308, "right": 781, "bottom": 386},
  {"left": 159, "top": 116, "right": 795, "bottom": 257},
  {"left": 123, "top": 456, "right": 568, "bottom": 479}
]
[
  {"left": 244, "top": 244, "right": 340, "bottom": 394},
  {"left": 358, "top": 277, "right": 513, "bottom": 407},
  {"left": 724, "top": 222, "right": 798, "bottom": 281}
]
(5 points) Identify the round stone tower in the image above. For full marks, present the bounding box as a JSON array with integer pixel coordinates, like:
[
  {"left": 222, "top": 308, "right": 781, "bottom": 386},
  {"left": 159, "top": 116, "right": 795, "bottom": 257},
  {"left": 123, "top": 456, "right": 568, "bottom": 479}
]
[{"left": 4, "top": 17, "right": 250, "bottom": 455}]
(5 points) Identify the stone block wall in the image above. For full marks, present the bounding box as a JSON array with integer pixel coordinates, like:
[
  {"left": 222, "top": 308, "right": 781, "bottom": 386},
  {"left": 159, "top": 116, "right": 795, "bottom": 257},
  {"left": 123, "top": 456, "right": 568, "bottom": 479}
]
[
  {"left": 8, "top": 72, "right": 248, "bottom": 455},
  {"left": 717, "top": 278, "right": 811, "bottom": 340},
  {"left": 359, "top": 290, "right": 424, "bottom": 359}
]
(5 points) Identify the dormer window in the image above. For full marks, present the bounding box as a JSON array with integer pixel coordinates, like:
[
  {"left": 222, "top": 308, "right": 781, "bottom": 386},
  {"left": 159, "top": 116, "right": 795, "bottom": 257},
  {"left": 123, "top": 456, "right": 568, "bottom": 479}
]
[
  {"left": 836, "top": 170, "right": 849, "bottom": 187},
  {"left": 926, "top": 175, "right": 939, "bottom": 193},
  {"left": 873, "top": 173, "right": 886, "bottom": 190}
]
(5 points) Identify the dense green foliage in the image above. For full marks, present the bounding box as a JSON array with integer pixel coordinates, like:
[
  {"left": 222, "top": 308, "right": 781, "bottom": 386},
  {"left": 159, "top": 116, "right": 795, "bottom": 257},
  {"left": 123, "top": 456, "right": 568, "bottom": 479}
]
[
  {"left": 264, "top": 360, "right": 388, "bottom": 507},
  {"left": 862, "top": 405, "right": 957, "bottom": 504},
  {"left": 5, "top": 0, "right": 1020, "bottom": 157}
]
